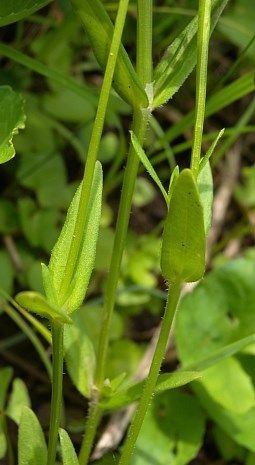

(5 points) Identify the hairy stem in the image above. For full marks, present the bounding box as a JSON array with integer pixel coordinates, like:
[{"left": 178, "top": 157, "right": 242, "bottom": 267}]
[
  {"left": 47, "top": 323, "right": 64, "bottom": 465},
  {"left": 118, "top": 282, "right": 182, "bottom": 465},
  {"left": 78, "top": 1, "right": 153, "bottom": 462},
  {"left": 191, "top": 0, "right": 211, "bottom": 176}
]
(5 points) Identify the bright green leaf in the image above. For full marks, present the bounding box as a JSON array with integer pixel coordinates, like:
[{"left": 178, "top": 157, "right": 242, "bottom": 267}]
[
  {"left": 18, "top": 407, "right": 47, "bottom": 465},
  {"left": 59, "top": 429, "right": 79, "bottom": 465},
  {"left": 7, "top": 378, "right": 31, "bottom": 424},
  {"left": 198, "top": 162, "right": 213, "bottom": 235},
  {"left": 0, "top": 86, "right": 25, "bottom": 163},
  {"left": 161, "top": 169, "right": 206, "bottom": 283},
  {"left": 15, "top": 291, "right": 72, "bottom": 324}
]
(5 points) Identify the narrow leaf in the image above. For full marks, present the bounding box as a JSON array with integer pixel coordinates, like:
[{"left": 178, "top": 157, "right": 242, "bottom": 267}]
[
  {"left": 131, "top": 131, "right": 169, "bottom": 205},
  {"left": 15, "top": 291, "right": 72, "bottom": 324},
  {"left": 47, "top": 161, "right": 103, "bottom": 313},
  {"left": 59, "top": 429, "right": 79, "bottom": 465},
  {"left": 0, "top": 367, "right": 13, "bottom": 459},
  {"left": 153, "top": 0, "right": 229, "bottom": 108},
  {"left": 161, "top": 169, "right": 206, "bottom": 283},
  {"left": 0, "top": 0, "right": 51, "bottom": 27},
  {"left": 0, "top": 86, "right": 25, "bottom": 164},
  {"left": 199, "top": 128, "right": 225, "bottom": 172},
  {"left": 100, "top": 371, "right": 201, "bottom": 411},
  {"left": 18, "top": 407, "right": 47, "bottom": 465},
  {"left": 70, "top": 0, "right": 148, "bottom": 108},
  {"left": 198, "top": 162, "right": 213, "bottom": 235}
]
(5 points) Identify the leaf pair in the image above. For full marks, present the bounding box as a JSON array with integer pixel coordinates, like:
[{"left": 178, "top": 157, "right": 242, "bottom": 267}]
[
  {"left": 15, "top": 162, "right": 103, "bottom": 321},
  {"left": 70, "top": 0, "right": 148, "bottom": 109}
]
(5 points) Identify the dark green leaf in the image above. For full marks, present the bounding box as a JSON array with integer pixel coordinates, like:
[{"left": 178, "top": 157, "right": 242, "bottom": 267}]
[
  {"left": 0, "top": 0, "right": 51, "bottom": 27},
  {"left": 0, "top": 367, "right": 13, "bottom": 459},
  {"left": 0, "top": 86, "right": 25, "bottom": 163}
]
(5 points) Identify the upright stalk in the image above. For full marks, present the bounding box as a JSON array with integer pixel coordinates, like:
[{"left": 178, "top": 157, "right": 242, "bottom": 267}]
[
  {"left": 191, "top": 0, "right": 211, "bottom": 176},
  {"left": 78, "top": 1, "right": 152, "bottom": 462},
  {"left": 47, "top": 323, "right": 64, "bottom": 465},
  {"left": 60, "top": 0, "right": 132, "bottom": 299},
  {"left": 118, "top": 282, "right": 182, "bottom": 465}
]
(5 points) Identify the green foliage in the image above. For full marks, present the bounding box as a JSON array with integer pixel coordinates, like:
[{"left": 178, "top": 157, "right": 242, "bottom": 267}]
[
  {"left": 15, "top": 291, "right": 72, "bottom": 324},
  {"left": 0, "top": 367, "right": 13, "bottom": 459},
  {"left": 70, "top": 0, "right": 148, "bottom": 108},
  {"left": 6, "top": 378, "right": 31, "bottom": 424},
  {"left": 0, "top": 0, "right": 51, "bottom": 27},
  {"left": 59, "top": 429, "right": 79, "bottom": 465},
  {"left": 235, "top": 166, "right": 255, "bottom": 208},
  {"left": 197, "top": 162, "right": 213, "bottom": 235},
  {"left": 0, "top": 86, "right": 25, "bottom": 163},
  {"left": 161, "top": 169, "right": 206, "bottom": 283},
  {"left": 18, "top": 407, "right": 47, "bottom": 465}
]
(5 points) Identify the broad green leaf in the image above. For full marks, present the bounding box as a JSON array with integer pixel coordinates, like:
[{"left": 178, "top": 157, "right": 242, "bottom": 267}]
[
  {"left": 59, "top": 429, "right": 79, "bottom": 465},
  {"left": 131, "top": 132, "right": 168, "bottom": 204},
  {"left": 6, "top": 378, "right": 31, "bottom": 424},
  {"left": 133, "top": 391, "right": 206, "bottom": 465},
  {"left": 18, "top": 407, "right": 47, "bottom": 465},
  {"left": 47, "top": 162, "right": 103, "bottom": 313},
  {"left": 70, "top": 0, "right": 148, "bottom": 108},
  {"left": 194, "top": 382, "right": 255, "bottom": 452},
  {"left": 64, "top": 322, "right": 96, "bottom": 398},
  {"left": 161, "top": 169, "right": 206, "bottom": 283},
  {"left": 198, "top": 162, "right": 213, "bottom": 235},
  {"left": 198, "top": 357, "right": 254, "bottom": 414},
  {"left": 0, "top": 0, "right": 51, "bottom": 27},
  {"left": 100, "top": 371, "right": 201, "bottom": 411},
  {"left": 176, "top": 256, "right": 255, "bottom": 367},
  {"left": 0, "top": 367, "right": 13, "bottom": 459},
  {"left": 0, "top": 86, "right": 25, "bottom": 164},
  {"left": 153, "top": 0, "right": 229, "bottom": 108},
  {"left": 15, "top": 291, "right": 72, "bottom": 324}
]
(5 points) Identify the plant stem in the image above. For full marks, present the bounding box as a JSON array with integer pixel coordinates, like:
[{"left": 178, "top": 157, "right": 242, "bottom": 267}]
[
  {"left": 60, "top": 0, "right": 132, "bottom": 301},
  {"left": 78, "top": 1, "right": 152, "bottom": 462},
  {"left": 47, "top": 322, "right": 64, "bottom": 465},
  {"left": 118, "top": 282, "right": 182, "bottom": 465},
  {"left": 1, "top": 302, "right": 52, "bottom": 379},
  {"left": 191, "top": 0, "right": 211, "bottom": 176}
]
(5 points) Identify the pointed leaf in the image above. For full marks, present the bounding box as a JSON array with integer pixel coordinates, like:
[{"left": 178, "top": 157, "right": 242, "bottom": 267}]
[
  {"left": 18, "top": 407, "right": 47, "bottom": 465},
  {"left": 15, "top": 291, "right": 72, "bottom": 324},
  {"left": 47, "top": 161, "right": 103, "bottom": 313},
  {"left": 161, "top": 169, "right": 206, "bottom": 283},
  {"left": 6, "top": 378, "right": 31, "bottom": 424},
  {"left": 153, "top": 0, "right": 229, "bottom": 108},
  {"left": 59, "top": 429, "right": 79, "bottom": 465},
  {"left": 70, "top": 0, "right": 148, "bottom": 108},
  {"left": 0, "top": 367, "right": 13, "bottom": 459},
  {"left": 131, "top": 131, "right": 168, "bottom": 204},
  {"left": 0, "top": 86, "right": 25, "bottom": 164},
  {"left": 198, "top": 162, "right": 213, "bottom": 235},
  {"left": 199, "top": 128, "right": 225, "bottom": 172},
  {"left": 100, "top": 371, "right": 201, "bottom": 411}
]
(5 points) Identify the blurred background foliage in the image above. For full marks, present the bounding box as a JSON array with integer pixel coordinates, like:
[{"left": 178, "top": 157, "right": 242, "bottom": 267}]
[{"left": 0, "top": 0, "right": 255, "bottom": 463}]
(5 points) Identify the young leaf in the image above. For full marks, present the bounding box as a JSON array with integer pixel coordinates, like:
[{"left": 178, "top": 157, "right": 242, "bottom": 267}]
[
  {"left": 161, "top": 169, "right": 206, "bottom": 283},
  {"left": 18, "top": 407, "right": 47, "bottom": 465},
  {"left": 198, "top": 162, "right": 213, "bottom": 235},
  {"left": 130, "top": 131, "right": 169, "bottom": 205},
  {"left": 168, "top": 165, "right": 179, "bottom": 200},
  {"left": 15, "top": 291, "right": 72, "bottom": 324},
  {"left": 59, "top": 429, "right": 79, "bottom": 465},
  {"left": 6, "top": 378, "right": 31, "bottom": 424},
  {"left": 153, "top": 0, "right": 229, "bottom": 108},
  {"left": 0, "top": 0, "right": 51, "bottom": 27},
  {"left": 0, "top": 86, "right": 25, "bottom": 164},
  {"left": 70, "top": 0, "right": 148, "bottom": 108},
  {"left": 0, "top": 367, "right": 13, "bottom": 459},
  {"left": 46, "top": 161, "right": 103, "bottom": 313},
  {"left": 100, "top": 370, "right": 201, "bottom": 411},
  {"left": 199, "top": 128, "right": 225, "bottom": 172}
]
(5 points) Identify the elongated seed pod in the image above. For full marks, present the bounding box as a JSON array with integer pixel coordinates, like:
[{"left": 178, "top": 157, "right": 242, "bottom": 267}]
[
  {"left": 161, "top": 169, "right": 206, "bottom": 283},
  {"left": 70, "top": 0, "right": 148, "bottom": 108}
]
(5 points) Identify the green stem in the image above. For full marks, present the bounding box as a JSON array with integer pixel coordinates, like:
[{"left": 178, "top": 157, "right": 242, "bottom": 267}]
[
  {"left": 78, "top": 1, "right": 152, "bottom": 462},
  {"left": 60, "top": 0, "right": 132, "bottom": 300},
  {"left": 191, "top": 0, "right": 211, "bottom": 176},
  {"left": 47, "top": 323, "right": 64, "bottom": 465},
  {"left": 1, "top": 302, "right": 52, "bottom": 379},
  {"left": 118, "top": 282, "right": 182, "bottom": 465}
]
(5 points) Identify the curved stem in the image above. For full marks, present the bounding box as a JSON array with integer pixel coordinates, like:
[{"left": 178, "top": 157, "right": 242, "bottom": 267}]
[
  {"left": 118, "top": 282, "right": 182, "bottom": 465},
  {"left": 191, "top": 0, "right": 211, "bottom": 176},
  {"left": 47, "top": 322, "right": 64, "bottom": 465}
]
